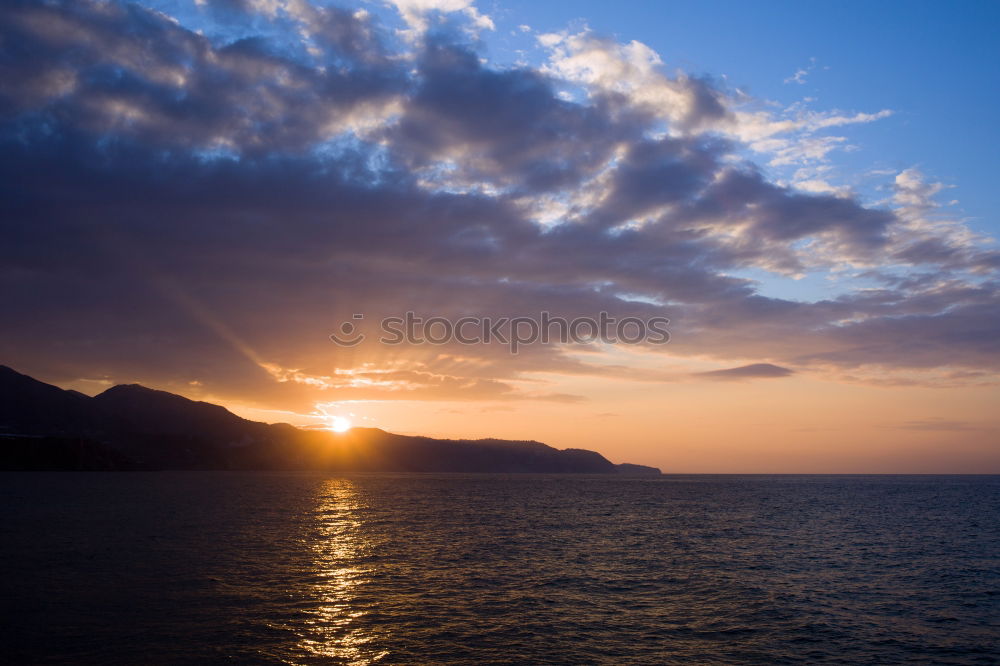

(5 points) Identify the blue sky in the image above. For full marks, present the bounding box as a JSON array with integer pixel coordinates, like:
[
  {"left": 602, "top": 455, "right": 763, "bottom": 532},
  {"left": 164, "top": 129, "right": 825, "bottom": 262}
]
[
  {"left": 495, "top": 0, "right": 1000, "bottom": 302},
  {"left": 491, "top": 0, "right": 999, "bottom": 234}
]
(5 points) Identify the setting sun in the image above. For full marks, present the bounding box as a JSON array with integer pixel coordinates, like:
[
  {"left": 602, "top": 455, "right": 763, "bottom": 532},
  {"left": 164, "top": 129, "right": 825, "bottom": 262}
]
[{"left": 327, "top": 416, "right": 352, "bottom": 433}]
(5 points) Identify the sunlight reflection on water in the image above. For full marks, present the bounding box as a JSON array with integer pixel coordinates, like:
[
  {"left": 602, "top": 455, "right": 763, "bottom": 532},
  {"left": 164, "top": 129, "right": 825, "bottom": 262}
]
[{"left": 294, "top": 479, "right": 387, "bottom": 665}]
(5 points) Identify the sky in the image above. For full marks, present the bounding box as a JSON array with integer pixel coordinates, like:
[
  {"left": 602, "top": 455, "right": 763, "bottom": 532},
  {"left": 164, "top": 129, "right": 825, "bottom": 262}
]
[{"left": 1, "top": 0, "right": 998, "bottom": 472}]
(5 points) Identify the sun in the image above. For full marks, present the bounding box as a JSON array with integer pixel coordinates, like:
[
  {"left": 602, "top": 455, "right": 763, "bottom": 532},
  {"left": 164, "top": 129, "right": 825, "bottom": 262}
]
[{"left": 327, "top": 416, "right": 352, "bottom": 433}]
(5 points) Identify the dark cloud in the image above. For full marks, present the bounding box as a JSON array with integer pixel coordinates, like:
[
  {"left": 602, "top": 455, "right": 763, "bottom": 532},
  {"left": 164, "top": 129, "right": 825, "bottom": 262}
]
[
  {"left": 677, "top": 74, "right": 729, "bottom": 131},
  {"left": 389, "top": 38, "right": 631, "bottom": 193},
  {"left": 694, "top": 363, "right": 795, "bottom": 380},
  {"left": 0, "top": 0, "right": 403, "bottom": 153},
  {"left": 682, "top": 168, "right": 893, "bottom": 253},
  {"left": 889, "top": 418, "right": 991, "bottom": 432},
  {"left": 587, "top": 136, "right": 723, "bottom": 228}
]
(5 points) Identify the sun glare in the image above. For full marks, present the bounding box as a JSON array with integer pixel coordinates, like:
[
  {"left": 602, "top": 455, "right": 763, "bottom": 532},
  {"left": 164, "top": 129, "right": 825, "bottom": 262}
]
[{"left": 328, "top": 416, "right": 352, "bottom": 433}]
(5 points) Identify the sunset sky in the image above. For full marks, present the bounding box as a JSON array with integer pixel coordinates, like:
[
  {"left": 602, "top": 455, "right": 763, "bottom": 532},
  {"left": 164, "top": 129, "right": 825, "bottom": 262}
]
[{"left": 2, "top": 0, "right": 998, "bottom": 472}]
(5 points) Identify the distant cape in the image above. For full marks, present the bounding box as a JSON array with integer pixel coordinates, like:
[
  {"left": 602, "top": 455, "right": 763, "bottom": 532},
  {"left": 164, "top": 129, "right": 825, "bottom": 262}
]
[{"left": 0, "top": 365, "right": 661, "bottom": 474}]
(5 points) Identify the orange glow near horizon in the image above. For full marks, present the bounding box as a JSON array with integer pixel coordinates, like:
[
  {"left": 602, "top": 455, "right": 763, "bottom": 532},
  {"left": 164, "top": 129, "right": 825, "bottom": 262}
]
[{"left": 216, "top": 365, "right": 1000, "bottom": 474}]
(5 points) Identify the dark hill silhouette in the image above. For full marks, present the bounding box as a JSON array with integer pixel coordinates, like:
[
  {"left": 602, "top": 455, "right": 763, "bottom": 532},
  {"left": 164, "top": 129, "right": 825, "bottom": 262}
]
[
  {"left": 0, "top": 365, "right": 661, "bottom": 474},
  {"left": 93, "top": 384, "right": 257, "bottom": 436},
  {"left": 0, "top": 365, "right": 113, "bottom": 437}
]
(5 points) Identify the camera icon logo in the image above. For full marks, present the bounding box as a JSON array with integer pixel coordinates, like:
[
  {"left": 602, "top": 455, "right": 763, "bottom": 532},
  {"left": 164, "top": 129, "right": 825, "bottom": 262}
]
[{"left": 329, "top": 314, "right": 366, "bottom": 347}]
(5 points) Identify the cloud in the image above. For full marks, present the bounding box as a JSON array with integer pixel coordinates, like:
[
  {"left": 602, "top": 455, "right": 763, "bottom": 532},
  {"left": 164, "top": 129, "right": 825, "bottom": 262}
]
[
  {"left": 784, "top": 68, "right": 809, "bottom": 85},
  {"left": 537, "top": 30, "right": 893, "bottom": 183},
  {"left": 0, "top": 0, "right": 997, "bottom": 411},
  {"left": 889, "top": 418, "right": 991, "bottom": 432},
  {"left": 783, "top": 57, "right": 817, "bottom": 85},
  {"left": 388, "top": 38, "right": 627, "bottom": 194},
  {"left": 694, "top": 363, "right": 795, "bottom": 380},
  {"left": 387, "top": 0, "right": 494, "bottom": 38},
  {"left": 540, "top": 31, "right": 728, "bottom": 133}
]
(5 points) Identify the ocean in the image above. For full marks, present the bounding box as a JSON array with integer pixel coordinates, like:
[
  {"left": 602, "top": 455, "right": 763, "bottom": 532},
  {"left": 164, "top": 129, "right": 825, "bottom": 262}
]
[{"left": 2, "top": 473, "right": 998, "bottom": 664}]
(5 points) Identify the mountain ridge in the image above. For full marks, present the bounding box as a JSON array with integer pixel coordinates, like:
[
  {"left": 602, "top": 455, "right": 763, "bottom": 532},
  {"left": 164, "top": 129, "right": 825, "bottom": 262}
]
[{"left": 0, "top": 365, "right": 661, "bottom": 474}]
